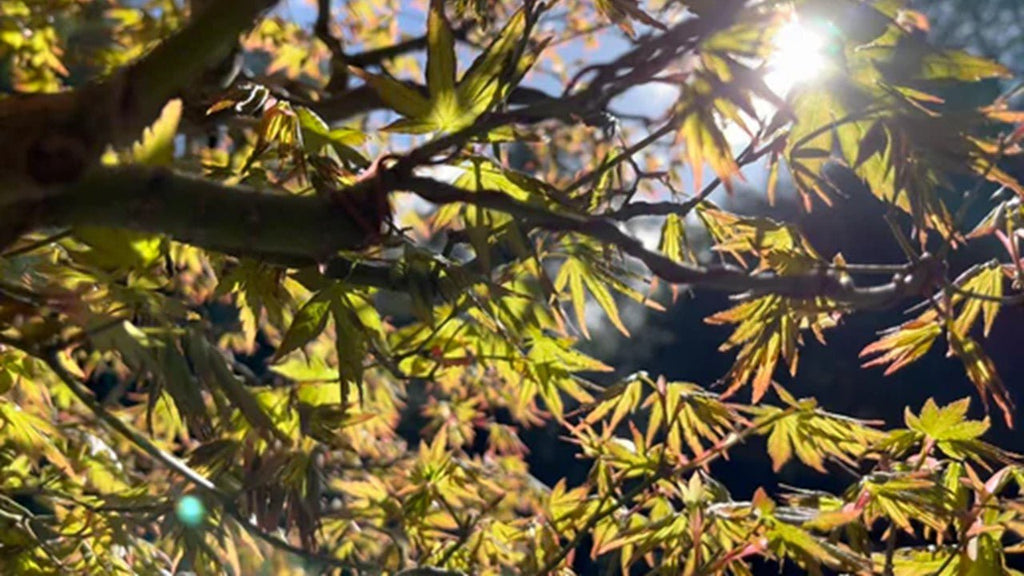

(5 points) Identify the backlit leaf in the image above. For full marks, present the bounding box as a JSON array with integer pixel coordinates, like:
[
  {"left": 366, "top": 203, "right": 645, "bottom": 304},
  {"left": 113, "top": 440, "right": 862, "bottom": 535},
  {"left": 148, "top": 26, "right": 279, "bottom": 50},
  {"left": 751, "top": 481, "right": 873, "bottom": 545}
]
[
  {"left": 426, "top": 0, "right": 457, "bottom": 100},
  {"left": 860, "top": 310, "right": 942, "bottom": 375},
  {"left": 947, "top": 331, "right": 1015, "bottom": 428},
  {"left": 132, "top": 98, "right": 181, "bottom": 166},
  {"left": 275, "top": 290, "right": 332, "bottom": 361}
]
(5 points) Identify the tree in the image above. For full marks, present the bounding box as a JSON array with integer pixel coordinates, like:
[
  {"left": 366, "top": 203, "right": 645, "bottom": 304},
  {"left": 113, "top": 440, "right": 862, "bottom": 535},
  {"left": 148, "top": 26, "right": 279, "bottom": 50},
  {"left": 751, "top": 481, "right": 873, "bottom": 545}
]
[{"left": 3, "top": 0, "right": 1024, "bottom": 573}]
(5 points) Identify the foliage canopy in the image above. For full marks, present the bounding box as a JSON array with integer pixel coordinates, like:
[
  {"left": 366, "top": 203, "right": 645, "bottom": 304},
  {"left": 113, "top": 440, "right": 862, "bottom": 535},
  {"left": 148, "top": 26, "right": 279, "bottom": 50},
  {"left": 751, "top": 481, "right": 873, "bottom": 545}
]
[{"left": 4, "top": 0, "right": 1024, "bottom": 574}]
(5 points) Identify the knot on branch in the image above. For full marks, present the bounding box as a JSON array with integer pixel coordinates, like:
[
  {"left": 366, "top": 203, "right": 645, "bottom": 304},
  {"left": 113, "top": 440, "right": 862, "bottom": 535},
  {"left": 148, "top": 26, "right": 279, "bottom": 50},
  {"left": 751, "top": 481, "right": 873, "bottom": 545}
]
[
  {"left": 796, "top": 268, "right": 856, "bottom": 300},
  {"left": 894, "top": 252, "right": 947, "bottom": 298}
]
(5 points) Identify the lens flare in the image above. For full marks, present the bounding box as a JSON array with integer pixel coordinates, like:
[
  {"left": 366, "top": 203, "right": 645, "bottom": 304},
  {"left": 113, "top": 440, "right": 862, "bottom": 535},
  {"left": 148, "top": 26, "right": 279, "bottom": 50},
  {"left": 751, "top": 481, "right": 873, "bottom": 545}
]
[
  {"left": 766, "top": 17, "right": 828, "bottom": 94},
  {"left": 175, "top": 494, "right": 206, "bottom": 528}
]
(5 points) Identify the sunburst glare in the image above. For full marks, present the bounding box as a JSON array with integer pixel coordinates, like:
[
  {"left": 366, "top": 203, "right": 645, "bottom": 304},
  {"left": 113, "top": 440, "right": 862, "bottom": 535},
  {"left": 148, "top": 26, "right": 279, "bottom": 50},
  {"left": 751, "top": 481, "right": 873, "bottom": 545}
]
[{"left": 765, "top": 16, "right": 829, "bottom": 94}]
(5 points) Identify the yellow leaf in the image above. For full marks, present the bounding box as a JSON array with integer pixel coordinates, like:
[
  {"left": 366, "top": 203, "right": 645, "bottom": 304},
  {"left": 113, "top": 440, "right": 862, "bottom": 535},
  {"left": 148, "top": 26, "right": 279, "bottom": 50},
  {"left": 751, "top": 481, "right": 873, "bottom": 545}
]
[
  {"left": 555, "top": 258, "right": 591, "bottom": 339},
  {"left": 678, "top": 106, "right": 739, "bottom": 192},
  {"left": 952, "top": 263, "right": 1003, "bottom": 338},
  {"left": 426, "top": 0, "right": 457, "bottom": 99},
  {"left": 132, "top": 98, "right": 182, "bottom": 166},
  {"left": 457, "top": 8, "right": 527, "bottom": 114},
  {"left": 583, "top": 269, "right": 629, "bottom": 337},
  {"left": 948, "top": 331, "right": 1015, "bottom": 428},
  {"left": 350, "top": 66, "right": 431, "bottom": 119},
  {"left": 860, "top": 310, "right": 942, "bottom": 375}
]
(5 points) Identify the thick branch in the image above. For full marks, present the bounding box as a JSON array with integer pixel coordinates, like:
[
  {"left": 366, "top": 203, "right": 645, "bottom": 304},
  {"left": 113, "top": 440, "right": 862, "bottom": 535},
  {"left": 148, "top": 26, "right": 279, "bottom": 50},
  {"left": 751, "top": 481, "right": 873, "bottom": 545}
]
[
  {"left": 34, "top": 167, "right": 372, "bottom": 264},
  {"left": 0, "top": 0, "right": 278, "bottom": 189},
  {"left": 9, "top": 166, "right": 925, "bottom": 309},
  {"left": 310, "top": 85, "right": 387, "bottom": 122},
  {"left": 401, "top": 177, "right": 914, "bottom": 308}
]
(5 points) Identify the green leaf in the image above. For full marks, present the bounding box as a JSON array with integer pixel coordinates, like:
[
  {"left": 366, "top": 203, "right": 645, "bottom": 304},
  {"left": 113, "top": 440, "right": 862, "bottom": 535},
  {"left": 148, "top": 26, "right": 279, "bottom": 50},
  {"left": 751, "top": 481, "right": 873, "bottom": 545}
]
[
  {"left": 526, "top": 333, "right": 603, "bottom": 418},
  {"left": 185, "top": 332, "right": 280, "bottom": 436},
  {"left": 382, "top": 116, "right": 440, "bottom": 134},
  {"left": 584, "top": 376, "right": 644, "bottom": 431},
  {"left": 275, "top": 290, "right": 332, "bottom": 361},
  {"left": 677, "top": 104, "right": 738, "bottom": 190},
  {"left": 296, "top": 106, "right": 368, "bottom": 167},
  {"left": 919, "top": 50, "right": 1011, "bottom": 82},
  {"left": 860, "top": 310, "right": 942, "bottom": 375},
  {"left": 767, "top": 521, "right": 870, "bottom": 572},
  {"left": 73, "top": 227, "right": 165, "bottom": 270},
  {"left": 528, "top": 334, "right": 611, "bottom": 374},
  {"left": 426, "top": 0, "right": 457, "bottom": 100},
  {"left": 905, "top": 397, "right": 988, "bottom": 442},
  {"left": 357, "top": 7, "right": 535, "bottom": 133},
  {"left": 961, "top": 533, "right": 1003, "bottom": 576},
  {"left": 786, "top": 87, "right": 846, "bottom": 207},
  {"left": 707, "top": 294, "right": 838, "bottom": 402},
  {"left": 457, "top": 7, "right": 527, "bottom": 114},
  {"left": 582, "top": 265, "right": 628, "bottom": 337},
  {"left": 952, "top": 263, "right": 1003, "bottom": 338},
  {"left": 860, "top": 473, "right": 954, "bottom": 533},
  {"left": 658, "top": 213, "right": 694, "bottom": 264},
  {"left": 132, "top": 98, "right": 181, "bottom": 166},
  {"left": 270, "top": 356, "right": 338, "bottom": 382},
  {"left": 331, "top": 295, "right": 367, "bottom": 398},
  {"left": 0, "top": 398, "right": 69, "bottom": 472},
  {"left": 453, "top": 156, "right": 558, "bottom": 203},
  {"left": 350, "top": 67, "right": 431, "bottom": 119},
  {"left": 948, "top": 331, "right": 1014, "bottom": 428},
  {"left": 554, "top": 258, "right": 591, "bottom": 339},
  {"left": 752, "top": 400, "right": 883, "bottom": 473},
  {"left": 156, "top": 336, "right": 212, "bottom": 438},
  {"left": 594, "top": 0, "right": 664, "bottom": 38}
]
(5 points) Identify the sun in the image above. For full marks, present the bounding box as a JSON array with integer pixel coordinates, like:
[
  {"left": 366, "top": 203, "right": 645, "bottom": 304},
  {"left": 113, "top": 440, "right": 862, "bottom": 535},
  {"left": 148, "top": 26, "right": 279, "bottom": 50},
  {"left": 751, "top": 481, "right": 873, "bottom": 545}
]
[
  {"left": 721, "top": 15, "right": 830, "bottom": 144},
  {"left": 765, "top": 16, "right": 829, "bottom": 94}
]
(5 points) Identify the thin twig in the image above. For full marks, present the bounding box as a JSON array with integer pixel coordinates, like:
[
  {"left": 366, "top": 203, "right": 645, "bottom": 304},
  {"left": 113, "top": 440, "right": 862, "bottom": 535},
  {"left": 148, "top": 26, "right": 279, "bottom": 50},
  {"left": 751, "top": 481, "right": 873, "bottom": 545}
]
[
  {"left": 404, "top": 176, "right": 913, "bottom": 309},
  {"left": 563, "top": 120, "right": 679, "bottom": 197}
]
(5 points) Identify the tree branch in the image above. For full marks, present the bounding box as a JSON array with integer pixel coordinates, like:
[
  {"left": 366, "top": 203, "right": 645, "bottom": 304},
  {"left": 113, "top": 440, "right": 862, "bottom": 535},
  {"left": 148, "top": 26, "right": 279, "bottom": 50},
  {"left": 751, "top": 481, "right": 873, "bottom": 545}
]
[
  {"left": 348, "top": 27, "right": 470, "bottom": 68},
  {"left": 0, "top": 0, "right": 928, "bottom": 312},
  {"left": 314, "top": 0, "right": 350, "bottom": 92},
  {"left": 5, "top": 164, "right": 929, "bottom": 310},
  {"left": 314, "top": 0, "right": 345, "bottom": 59},
  {"left": 0, "top": 0, "right": 278, "bottom": 189},
  {"left": 37, "top": 346, "right": 375, "bottom": 571},
  {"left": 401, "top": 176, "right": 916, "bottom": 308},
  {"left": 41, "top": 348, "right": 225, "bottom": 496},
  {"left": 602, "top": 139, "right": 770, "bottom": 221},
  {"left": 396, "top": 6, "right": 743, "bottom": 168},
  {"left": 31, "top": 166, "right": 373, "bottom": 264}
]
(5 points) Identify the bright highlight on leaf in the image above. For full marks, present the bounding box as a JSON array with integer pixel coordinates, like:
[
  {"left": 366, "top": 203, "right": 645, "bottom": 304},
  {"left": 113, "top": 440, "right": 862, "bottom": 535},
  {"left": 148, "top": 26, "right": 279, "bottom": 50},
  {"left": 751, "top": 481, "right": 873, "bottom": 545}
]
[{"left": 353, "top": 0, "right": 537, "bottom": 134}]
